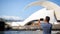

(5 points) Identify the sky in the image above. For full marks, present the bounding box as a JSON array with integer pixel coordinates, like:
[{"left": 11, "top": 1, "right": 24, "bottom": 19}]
[{"left": 0, "top": 0, "right": 60, "bottom": 20}]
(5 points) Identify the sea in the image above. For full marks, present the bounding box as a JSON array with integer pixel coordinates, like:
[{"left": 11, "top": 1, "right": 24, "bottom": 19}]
[{"left": 0, "top": 30, "right": 60, "bottom": 34}]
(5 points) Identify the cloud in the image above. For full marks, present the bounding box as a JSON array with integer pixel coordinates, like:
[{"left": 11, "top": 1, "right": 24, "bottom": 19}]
[{"left": 0, "top": 16, "right": 23, "bottom": 20}]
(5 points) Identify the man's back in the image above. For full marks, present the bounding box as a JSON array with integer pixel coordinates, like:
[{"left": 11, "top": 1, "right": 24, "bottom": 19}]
[{"left": 41, "top": 23, "right": 52, "bottom": 34}]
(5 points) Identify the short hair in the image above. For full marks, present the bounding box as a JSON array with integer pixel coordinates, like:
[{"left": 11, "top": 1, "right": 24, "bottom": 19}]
[
  {"left": 40, "top": 18, "right": 44, "bottom": 21},
  {"left": 45, "top": 16, "right": 50, "bottom": 22}
]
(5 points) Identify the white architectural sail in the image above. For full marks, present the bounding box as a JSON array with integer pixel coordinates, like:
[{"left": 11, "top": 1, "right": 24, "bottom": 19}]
[
  {"left": 11, "top": 8, "right": 60, "bottom": 26},
  {"left": 18, "top": 8, "right": 56, "bottom": 26},
  {"left": 24, "top": 1, "right": 60, "bottom": 10}
]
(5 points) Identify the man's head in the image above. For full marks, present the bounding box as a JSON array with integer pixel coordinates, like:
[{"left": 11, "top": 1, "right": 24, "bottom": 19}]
[{"left": 45, "top": 16, "right": 50, "bottom": 22}]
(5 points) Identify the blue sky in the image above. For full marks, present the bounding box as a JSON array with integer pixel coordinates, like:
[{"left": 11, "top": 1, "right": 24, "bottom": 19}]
[{"left": 0, "top": 0, "right": 60, "bottom": 20}]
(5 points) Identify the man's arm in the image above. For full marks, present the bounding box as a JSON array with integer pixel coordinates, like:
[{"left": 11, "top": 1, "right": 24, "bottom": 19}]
[{"left": 38, "top": 19, "right": 40, "bottom": 26}]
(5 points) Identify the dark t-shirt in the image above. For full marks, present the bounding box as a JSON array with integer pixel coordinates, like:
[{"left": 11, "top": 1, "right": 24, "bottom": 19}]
[{"left": 41, "top": 23, "right": 52, "bottom": 34}]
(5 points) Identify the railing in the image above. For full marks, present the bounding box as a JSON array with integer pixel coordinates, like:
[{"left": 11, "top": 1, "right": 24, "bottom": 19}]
[{"left": 11, "top": 24, "right": 60, "bottom": 31}]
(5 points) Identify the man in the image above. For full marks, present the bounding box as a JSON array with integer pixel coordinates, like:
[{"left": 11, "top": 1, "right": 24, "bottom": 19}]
[{"left": 40, "top": 16, "right": 52, "bottom": 34}]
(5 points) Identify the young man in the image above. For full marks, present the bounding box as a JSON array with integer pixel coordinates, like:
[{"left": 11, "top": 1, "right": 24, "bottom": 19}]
[{"left": 40, "top": 16, "right": 52, "bottom": 34}]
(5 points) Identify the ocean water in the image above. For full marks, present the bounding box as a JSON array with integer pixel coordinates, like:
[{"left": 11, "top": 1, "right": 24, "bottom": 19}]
[{"left": 0, "top": 30, "right": 59, "bottom": 34}]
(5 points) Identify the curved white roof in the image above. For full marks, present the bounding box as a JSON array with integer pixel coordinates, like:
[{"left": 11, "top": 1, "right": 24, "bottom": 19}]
[{"left": 20, "top": 8, "right": 56, "bottom": 26}]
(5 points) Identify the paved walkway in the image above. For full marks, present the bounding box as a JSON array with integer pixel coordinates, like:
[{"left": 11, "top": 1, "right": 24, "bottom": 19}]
[{"left": 0, "top": 31, "right": 60, "bottom": 34}]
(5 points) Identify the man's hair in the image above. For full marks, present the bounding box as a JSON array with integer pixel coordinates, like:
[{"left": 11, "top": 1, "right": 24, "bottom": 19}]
[
  {"left": 45, "top": 16, "right": 50, "bottom": 22},
  {"left": 40, "top": 18, "right": 44, "bottom": 21}
]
